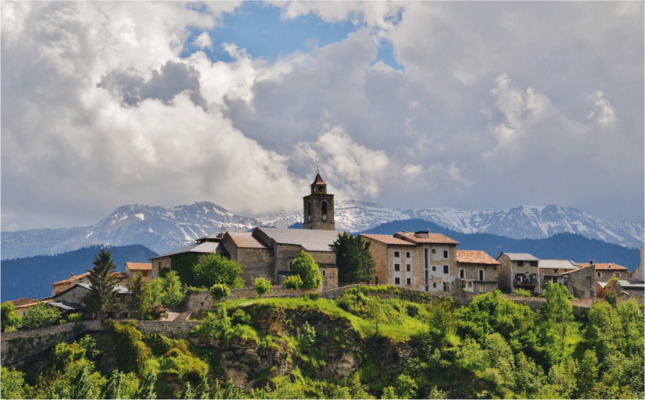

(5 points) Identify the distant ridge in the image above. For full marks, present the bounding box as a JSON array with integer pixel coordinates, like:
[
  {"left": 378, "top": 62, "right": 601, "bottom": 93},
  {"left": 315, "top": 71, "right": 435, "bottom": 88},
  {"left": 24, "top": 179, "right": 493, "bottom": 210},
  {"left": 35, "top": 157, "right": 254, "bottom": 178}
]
[
  {"left": 2, "top": 200, "right": 642, "bottom": 260},
  {"left": 363, "top": 219, "right": 641, "bottom": 270},
  {"left": 1, "top": 244, "right": 157, "bottom": 302}
]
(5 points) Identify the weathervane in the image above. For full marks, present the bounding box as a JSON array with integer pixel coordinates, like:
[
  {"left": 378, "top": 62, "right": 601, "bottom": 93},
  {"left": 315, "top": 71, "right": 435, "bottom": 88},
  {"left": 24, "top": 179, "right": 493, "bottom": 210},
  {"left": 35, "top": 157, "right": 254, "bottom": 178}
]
[{"left": 315, "top": 157, "right": 320, "bottom": 175}]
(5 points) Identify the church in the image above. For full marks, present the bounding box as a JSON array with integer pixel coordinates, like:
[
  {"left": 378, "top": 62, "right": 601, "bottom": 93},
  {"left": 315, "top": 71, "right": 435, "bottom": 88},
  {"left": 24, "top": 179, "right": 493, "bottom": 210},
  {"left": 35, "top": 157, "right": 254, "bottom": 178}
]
[{"left": 151, "top": 174, "right": 342, "bottom": 290}]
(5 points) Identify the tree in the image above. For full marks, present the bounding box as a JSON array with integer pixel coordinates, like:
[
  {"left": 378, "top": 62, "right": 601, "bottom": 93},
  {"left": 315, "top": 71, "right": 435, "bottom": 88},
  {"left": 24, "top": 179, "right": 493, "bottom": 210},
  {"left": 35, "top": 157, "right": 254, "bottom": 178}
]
[
  {"left": 253, "top": 277, "right": 271, "bottom": 297},
  {"left": 290, "top": 250, "right": 322, "bottom": 289},
  {"left": 210, "top": 283, "right": 230, "bottom": 302},
  {"left": 22, "top": 303, "right": 62, "bottom": 329},
  {"left": 100, "top": 370, "right": 124, "bottom": 399},
  {"left": 1, "top": 367, "right": 27, "bottom": 399},
  {"left": 134, "top": 370, "right": 157, "bottom": 399},
  {"left": 544, "top": 282, "right": 574, "bottom": 340},
  {"left": 84, "top": 248, "right": 120, "bottom": 319},
  {"left": 149, "top": 270, "right": 184, "bottom": 308},
  {"left": 127, "top": 275, "right": 151, "bottom": 319},
  {"left": 284, "top": 275, "right": 303, "bottom": 290},
  {"left": 68, "top": 364, "right": 94, "bottom": 399},
  {"left": 332, "top": 232, "right": 376, "bottom": 285},
  {"left": 1, "top": 302, "right": 21, "bottom": 331},
  {"left": 193, "top": 253, "right": 245, "bottom": 289}
]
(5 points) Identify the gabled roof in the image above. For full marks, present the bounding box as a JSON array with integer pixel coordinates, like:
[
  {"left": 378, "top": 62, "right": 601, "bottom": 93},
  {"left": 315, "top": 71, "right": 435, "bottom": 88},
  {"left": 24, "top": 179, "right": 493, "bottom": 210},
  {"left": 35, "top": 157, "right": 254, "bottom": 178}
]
[
  {"left": 500, "top": 252, "right": 539, "bottom": 261},
  {"left": 538, "top": 259, "right": 578, "bottom": 270},
  {"left": 257, "top": 227, "right": 343, "bottom": 252},
  {"left": 457, "top": 250, "right": 499, "bottom": 265},
  {"left": 51, "top": 272, "right": 90, "bottom": 286},
  {"left": 4, "top": 297, "right": 52, "bottom": 308},
  {"left": 75, "top": 283, "right": 129, "bottom": 294},
  {"left": 226, "top": 231, "right": 267, "bottom": 249},
  {"left": 578, "top": 262, "right": 628, "bottom": 271},
  {"left": 395, "top": 231, "right": 459, "bottom": 245},
  {"left": 125, "top": 262, "right": 152, "bottom": 271},
  {"left": 152, "top": 241, "right": 222, "bottom": 258},
  {"left": 360, "top": 234, "right": 415, "bottom": 246}
]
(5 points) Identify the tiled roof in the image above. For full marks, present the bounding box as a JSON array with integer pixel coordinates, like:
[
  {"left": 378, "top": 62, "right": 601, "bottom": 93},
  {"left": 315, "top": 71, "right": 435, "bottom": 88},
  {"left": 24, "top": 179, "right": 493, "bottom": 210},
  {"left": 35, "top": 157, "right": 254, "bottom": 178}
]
[
  {"left": 51, "top": 272, "right": 90, "bottom": 286},
  {"left": 75, "top": 283, "right": 129, "bottom": 294},
  {"left": 501, "top": 252, "right": 539, "bottom": 261},
  {"left": 579, "top": 262, "right": 628, "bottom": 271},
  {"left": 457, "top": 250, "right": 499, "bottom": 265},
  {"left": 538, "top": 259, "right": 578, "bottom": 270},
  {"left": 395, "top": 231, "right": 459, "bottom": 245},
  {"left": 360, "top": 234, "right": 416, "bottom": 246},
  {"left": 561, "top": 265, "right": 592, "bottom": 275},
  {"left": 257, "top": 227, "right": 344, "bottom": 252},
  {"left": 152, "top": 241, "right": 222, "bottom": 258},
  {"left": 4, "top": 297, "right": 53, "bottom": 308},
  {"left": 312, "top": 173, "right": 326, "bottom": 185},
  {"left": 125, "top": 262, "right": 152, "bottom": 271},
  {"left": 227, "top": 231, "right": 267, "bottom": 249}
]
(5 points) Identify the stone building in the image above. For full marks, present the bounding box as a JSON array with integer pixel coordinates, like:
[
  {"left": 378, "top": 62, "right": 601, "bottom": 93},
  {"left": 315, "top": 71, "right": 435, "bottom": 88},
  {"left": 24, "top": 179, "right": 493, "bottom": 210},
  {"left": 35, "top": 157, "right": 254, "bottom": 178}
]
[
  {"left": 577, "top": 261, "right": 631, "bottom": 282},
  {"left": 150, "top": 174, "right": 342, "bottom": 290},
  {"left": 561, "top": 264, "right": 597, "bottom": 299},
  {"left": 125, "top": 262, "right": 153, "bottom": 283},
  {"left": 537, "top": 259, "right": 578, "bottom": 293},
  {"left": 497, "top": 252, "right": 539, "bottom": 294},
  {"left": 360, "top": 230, "right": 459, "bottom": 292},
  {"left": 50, "top": 271, "right": 126, "bottom": 296},
  {"left": 456, "top": 250, "right": 499, "bottom": 293}
]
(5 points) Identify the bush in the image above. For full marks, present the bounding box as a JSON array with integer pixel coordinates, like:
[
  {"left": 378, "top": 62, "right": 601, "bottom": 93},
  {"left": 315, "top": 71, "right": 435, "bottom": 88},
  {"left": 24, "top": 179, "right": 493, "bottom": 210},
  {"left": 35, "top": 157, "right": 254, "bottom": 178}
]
[
  {"left": 68, "top": 313, "right": 84, "bottom": 322},
  {"left": 147, "top": 303, "right": 168, "bottom": 320},
  {"left": 290, "top": 250, "right": 322, "bottom": 289},
  {"left": 210, "top": 283, "right": 230, "bottom": 302},
  {"left": 253, "top": 278, "right": 272, "bottom": 297},
  {"left": 22, "top": 304, "right": 62, "bottom": 329},
  {"left": 514, "top": 288, "right": 532, "bottom": 298},
  {"left": 231, "top": 309, "right": 251, "bottom": 326},
  {"left": 194, "top": 253, "right": 245, "bottom": 289},
  {"left": 1, "top": 303, "right": 21, "bottom": 331},
  {"left": 285, "top": 275, "right": 303, "bottom": 290}
]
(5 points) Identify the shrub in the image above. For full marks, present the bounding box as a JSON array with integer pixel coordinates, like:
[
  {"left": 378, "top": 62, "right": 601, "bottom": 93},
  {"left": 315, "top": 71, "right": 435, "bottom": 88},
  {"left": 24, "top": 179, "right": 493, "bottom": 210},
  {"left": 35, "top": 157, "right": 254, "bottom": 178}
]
[
  {"left": 210, "top": 283, "right": 230, "bottom": 302},
  {"left": 290, "top": 250, "right": 322, "bottom": 289},
  {"left": 514, "top": 288, "right": 532, "bottom": 298},
  {"left": 253, "top": 278, "right": 272, "bottom": 297},
  {"left": 1, "top": 303, "right": 21, "bottom": 331},
  {"left": 22, "top": 304, "right": 62, "bottom": 329},
  {"left": 147, "top": 303, "right": 168, "bottom": 320},
  {"left": 231, "top": 309, "right": 251, "bottom": 326},
  {"left": 194, "top": 253, "right": 245, "bottom": 289},
  {"left": 285, "top": 275, "right": 303, "bottom": 290},
  {"left": 67, "top": 313, "right": 84, "bottom": 322}
]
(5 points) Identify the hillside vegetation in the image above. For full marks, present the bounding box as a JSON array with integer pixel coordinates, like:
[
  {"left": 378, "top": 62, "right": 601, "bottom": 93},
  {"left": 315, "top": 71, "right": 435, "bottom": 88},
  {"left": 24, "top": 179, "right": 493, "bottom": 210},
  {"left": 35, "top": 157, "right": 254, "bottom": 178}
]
[{"left": 2, "top": 286, "right": 643, "bottom": 399}]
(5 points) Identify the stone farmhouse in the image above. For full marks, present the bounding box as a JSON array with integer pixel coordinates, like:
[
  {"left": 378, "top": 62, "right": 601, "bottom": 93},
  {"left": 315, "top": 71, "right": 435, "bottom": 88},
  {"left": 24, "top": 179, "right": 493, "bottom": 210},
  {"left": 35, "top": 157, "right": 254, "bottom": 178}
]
[
  {"left": 456, "top": 250, "right": 500, "bottom": 294},
  {"left": 359, "top": 231, "right": 461, "bottom": 292},
  {"left": 497, "top": 252, "right": 539, "bottom": 293},
  {"left": 538, "top": 259, "right": 579, "bottom": 293},
  {"left": 151, "top": 173, "right": 343, "bottom": 291}
]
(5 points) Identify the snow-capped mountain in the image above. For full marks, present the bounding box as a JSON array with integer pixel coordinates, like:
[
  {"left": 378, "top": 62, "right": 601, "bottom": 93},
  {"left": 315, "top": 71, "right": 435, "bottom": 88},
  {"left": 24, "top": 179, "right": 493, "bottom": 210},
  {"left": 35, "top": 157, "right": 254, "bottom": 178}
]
[{"left": 2, "top": 201, "right": 642, "bottom": 260}]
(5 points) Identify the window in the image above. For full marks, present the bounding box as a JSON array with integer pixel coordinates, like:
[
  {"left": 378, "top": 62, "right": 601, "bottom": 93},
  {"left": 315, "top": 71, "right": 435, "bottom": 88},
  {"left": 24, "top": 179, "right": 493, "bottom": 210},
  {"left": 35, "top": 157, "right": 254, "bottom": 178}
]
[
  {"left": 322, "top": 270, "right": 326, "bottom": 276},
  {"left": 406, "top": 251, "right": 411, "bottom": 258},
  {"left": 614, "top": 272, "right": 620, "bottom": 277},
  {"left": 443, "top": 265, "right": 449, "bottom": 274},
  {"left": 394, "top": 263, "right": 400, "bottom": 271},
  {"left": 432, "top": 249, "right": 436, "bottom": 254},
  {"left": 394, "top": 251, "right": 400, "bottom": 258},
  {"left": 395, "top": 277, "right": 401, "bottom": 285},
  {"left": 479, "top": 270, "right": 484, "bottom": 281},
  {"left": 375, "top": 277, "right": 379, "bottom": 284},
  {"left": 424, "top": 248, "right": 429, "bottom": 268},
  {"left": 530, "top": 261, "right": 537, "bottom": 267},
  {"left": 432, "top": 266, "right": 436, "bottom": 272},
  {"left": 307, "top": 202, "right": 312, "bottom": 219},
  {"left": 459, "top": 269, "right": 465, "bottom": 279},
  {"left": 322, "top": 202, "right": 328, "bottom": 219},
  {"left": 424, "top": 266, "right": 429, "bottom": 285},
  {"left": 406, "top": 264, "right": 411, "bottom": 272},
  {"left": 406, "top": 278, "right": 411, "bottom": 285},
  {"left": 443, "top": 250, "right": 448, "bottom": 258},
  {"left": 518, "top": 261, "right": 524, "bottom": 266},
  {"left": 597, "top": 272, "right": 601, "bottom": 277},
  {"left": 433, "top": 283, "right": 437, "bottom": 288}
]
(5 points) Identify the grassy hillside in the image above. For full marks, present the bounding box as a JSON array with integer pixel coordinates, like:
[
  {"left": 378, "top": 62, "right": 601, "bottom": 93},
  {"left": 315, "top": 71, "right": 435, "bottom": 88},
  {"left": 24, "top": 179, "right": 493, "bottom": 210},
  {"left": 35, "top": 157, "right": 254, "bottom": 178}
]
[{"left": 2, "top": 286, "right": 643, "bottom": 399}]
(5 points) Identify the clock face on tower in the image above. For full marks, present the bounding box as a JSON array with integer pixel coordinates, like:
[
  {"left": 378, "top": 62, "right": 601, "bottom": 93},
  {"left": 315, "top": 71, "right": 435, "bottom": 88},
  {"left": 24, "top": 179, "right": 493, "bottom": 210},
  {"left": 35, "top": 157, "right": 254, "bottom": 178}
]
[{"left": 322, "top": 214, "right": 328, "bottom": 221}]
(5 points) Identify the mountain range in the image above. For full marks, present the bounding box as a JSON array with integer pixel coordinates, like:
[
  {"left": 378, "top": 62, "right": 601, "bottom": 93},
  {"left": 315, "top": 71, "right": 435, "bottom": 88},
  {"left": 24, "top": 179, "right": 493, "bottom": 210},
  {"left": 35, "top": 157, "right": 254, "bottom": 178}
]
[{"left": 2, "top": 200, "right": 642, "bottom": 260}]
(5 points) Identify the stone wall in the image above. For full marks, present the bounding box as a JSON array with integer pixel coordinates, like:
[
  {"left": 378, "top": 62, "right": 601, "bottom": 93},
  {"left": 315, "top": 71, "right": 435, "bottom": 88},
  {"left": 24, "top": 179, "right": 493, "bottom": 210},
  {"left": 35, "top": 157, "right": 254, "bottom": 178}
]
[
  {"left": 136, "top": 320, "right": 200, "bottom": 337},
  {"left": 182, "top": 286, "right": 325, "bottom": 312},
  {"left": 1, "top": 320, "right": 101, "bottom": 366},
  {"left": 564, "top": 265, "right": 597, "bottom": 299}
]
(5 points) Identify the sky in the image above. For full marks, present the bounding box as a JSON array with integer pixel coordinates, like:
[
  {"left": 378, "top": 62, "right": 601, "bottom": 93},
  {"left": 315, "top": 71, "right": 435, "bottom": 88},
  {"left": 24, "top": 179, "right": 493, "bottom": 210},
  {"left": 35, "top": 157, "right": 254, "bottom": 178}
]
[{"left": 1, "top": 0, "right": 643, "bottom": 232}]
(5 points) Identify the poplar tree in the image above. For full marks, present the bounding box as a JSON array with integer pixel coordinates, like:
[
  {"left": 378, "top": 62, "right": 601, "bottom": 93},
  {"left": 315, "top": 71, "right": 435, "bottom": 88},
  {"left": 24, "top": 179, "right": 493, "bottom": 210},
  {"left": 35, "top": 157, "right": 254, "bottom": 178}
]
[{"left": 332, "top": 233, "right": 376, "bottom": 285}]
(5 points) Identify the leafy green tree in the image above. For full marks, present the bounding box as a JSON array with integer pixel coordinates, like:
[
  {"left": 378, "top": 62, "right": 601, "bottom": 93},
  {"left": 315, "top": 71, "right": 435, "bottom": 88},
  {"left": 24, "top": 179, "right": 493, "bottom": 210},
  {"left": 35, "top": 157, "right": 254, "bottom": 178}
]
[
  {"left": 1, "top": 302, "right": 21, "bottom": 331},
  {"left": 127, "top": 275, "right": 151, "bottom": 319},
  {"left": 194, "top": 375, "right": 209, "bottom": 399},
  {"left": 100, "top": 370, "right": 124, "bottom": 399},
  {"left": 84, "top": 248, "right": 120, "bottom": 319},
  {"left": 253, "top": 277, "right": 271, "bottom": 297},
  {"left": 69, "top": 364, "right": 94, "bottom": 399},
  {"left": 210, "top": 283, "right": 230, "bottom": 302},
  {"left": 149, "top": 270, "right": 184, "bottom": 308},
  {"left": 1, "top": 367, "right": 28, "bottom": 399},
  {"left": 22, "top": 303, "right": 62, "bottom": 329},
  {"left": 193, "top": 253, "right": 245, "bottom": 289},
  {"left": 332, "top": 232, "right": 376, "bottom": 285},
  {"left": 290, "top": 250, "right": 322, "bottom": 289},
  {"left": 543, "top": 282, "right": 574, "bottom": 339},
  {"left": 178, "top": 382, "right": 194, "bottom": 399},
  {"left": 284, "top": 274, "right": 303, "bottom": 289},
  {"left": 134, "top": 370, "right": 157, "bottom": 399}
]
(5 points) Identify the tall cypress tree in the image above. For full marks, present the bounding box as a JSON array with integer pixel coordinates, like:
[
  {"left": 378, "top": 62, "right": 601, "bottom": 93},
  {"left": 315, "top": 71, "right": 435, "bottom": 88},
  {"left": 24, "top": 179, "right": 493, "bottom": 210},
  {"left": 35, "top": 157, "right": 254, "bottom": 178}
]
[{"left": 84, "top": 248, "right": 119, "bottom": 320}]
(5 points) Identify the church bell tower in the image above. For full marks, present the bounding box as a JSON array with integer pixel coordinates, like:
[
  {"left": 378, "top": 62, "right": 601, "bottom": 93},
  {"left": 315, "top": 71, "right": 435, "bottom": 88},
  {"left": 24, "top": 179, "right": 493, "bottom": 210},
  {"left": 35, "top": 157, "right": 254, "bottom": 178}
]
[{"left": 303, "top": 173, "right": 335, "bottom": 230}]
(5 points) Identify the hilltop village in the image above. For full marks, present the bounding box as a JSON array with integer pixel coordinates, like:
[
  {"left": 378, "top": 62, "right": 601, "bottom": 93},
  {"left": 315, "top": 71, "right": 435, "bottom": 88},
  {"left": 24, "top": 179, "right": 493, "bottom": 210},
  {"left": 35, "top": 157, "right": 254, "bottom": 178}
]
[
  {"left": 4, "top": 173, "right": 645, "bottom": 319},
  {"left": 2, "top": 174, "right": 645, "bottom": 400}
]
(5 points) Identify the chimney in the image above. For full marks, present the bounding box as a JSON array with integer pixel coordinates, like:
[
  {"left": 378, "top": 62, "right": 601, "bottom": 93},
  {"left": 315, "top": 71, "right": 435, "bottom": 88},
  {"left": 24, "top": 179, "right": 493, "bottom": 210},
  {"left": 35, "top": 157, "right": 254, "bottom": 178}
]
[
  {"left": 589, "top": 260, "right": 594, "bottom": 265},
  {"left": 415, "top": 230, "right": 429, "bottom": 238},
  {"left": 70, "top": 273, "right": 74, "bottom": 278}
]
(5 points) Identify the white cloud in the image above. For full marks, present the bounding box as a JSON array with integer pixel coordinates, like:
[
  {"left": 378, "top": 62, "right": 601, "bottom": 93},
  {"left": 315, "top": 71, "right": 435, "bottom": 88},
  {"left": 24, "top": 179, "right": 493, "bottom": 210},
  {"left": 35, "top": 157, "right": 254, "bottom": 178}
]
[
  {"left": 194, "top": 32, "right": 212, "bottom": 49},
  {"left": 586, "top": 90, "right": 618, "bottom": 129}
]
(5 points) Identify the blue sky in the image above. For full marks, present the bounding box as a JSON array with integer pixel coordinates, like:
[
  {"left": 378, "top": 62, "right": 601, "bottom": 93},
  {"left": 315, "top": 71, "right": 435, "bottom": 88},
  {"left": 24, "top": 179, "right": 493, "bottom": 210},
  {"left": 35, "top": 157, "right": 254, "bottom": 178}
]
[{"left": 1, "top": 1, "right": 642, "bottom": 232}]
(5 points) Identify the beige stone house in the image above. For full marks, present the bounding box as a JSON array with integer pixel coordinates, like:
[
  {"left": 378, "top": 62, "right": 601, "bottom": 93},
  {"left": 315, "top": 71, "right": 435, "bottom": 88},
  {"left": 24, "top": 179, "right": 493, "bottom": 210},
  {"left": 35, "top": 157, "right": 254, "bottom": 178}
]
[
  {"left": 151, "top": 234, "right": 224, "bottom": 280},
  {"left": 561, "top": 265, "right": 597, "bottom": 299},
  {"left": 577, "top": 261, "right": 631, "bottom": 282},
  {"left": 51, "top": 271, "right": 126, "bottom": 296},
  {"left": 497, "top": 252, "right": 539, "bottom": 294},
  {"left": 456, "top": 250, "right": 499, "bottom": 293},
  {"left": 360, "top": 230, "right": 459, "bottom": 292},
  {"left": 125, "top": 262, "right": 153, "bottom": 283},
  {"left": 537, "top": 259, "right": 579, "bottom": 293}
]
